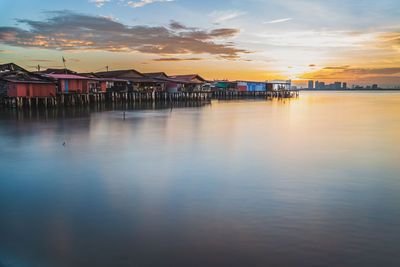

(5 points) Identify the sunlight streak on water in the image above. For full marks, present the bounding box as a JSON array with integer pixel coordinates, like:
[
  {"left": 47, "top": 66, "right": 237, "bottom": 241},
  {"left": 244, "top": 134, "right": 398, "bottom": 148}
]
[{"left": 0, "top": 92, "right": 400, "bottom": 266}]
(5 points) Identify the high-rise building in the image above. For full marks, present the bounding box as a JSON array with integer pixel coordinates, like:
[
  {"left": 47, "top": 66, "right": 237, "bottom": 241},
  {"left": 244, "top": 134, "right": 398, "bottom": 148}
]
[
  {"left": 315, "top": 81, "right": 325, "bottom": 89},
  {"left": 343, "top": 82, "right": 347, "bottom": 90},
  {"left": 308, "top": 80, "right": 314, "bottom": 89},
  {"left": 334, "top": 82, "right": 342, "bottom": 90}
]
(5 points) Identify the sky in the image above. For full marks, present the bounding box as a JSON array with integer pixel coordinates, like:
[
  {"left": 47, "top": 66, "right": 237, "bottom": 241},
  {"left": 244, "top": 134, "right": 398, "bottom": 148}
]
[{"left": 0, "top": 0, "right": 400, "bottom": 87}]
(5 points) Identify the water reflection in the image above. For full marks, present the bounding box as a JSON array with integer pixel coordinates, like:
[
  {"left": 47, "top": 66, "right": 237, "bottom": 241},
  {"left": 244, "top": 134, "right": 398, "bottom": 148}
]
[
  {"left": 0, "top": 92, "right": 400, "bottom": 266},
  {"left": 0, "top": 101, "right": 211, "bottom": 121}
]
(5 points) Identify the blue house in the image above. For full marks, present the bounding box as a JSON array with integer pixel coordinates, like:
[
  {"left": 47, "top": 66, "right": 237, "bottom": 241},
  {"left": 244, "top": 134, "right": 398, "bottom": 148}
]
[{"left": 247, "top": 82, "right": 266, "bottom": 92}]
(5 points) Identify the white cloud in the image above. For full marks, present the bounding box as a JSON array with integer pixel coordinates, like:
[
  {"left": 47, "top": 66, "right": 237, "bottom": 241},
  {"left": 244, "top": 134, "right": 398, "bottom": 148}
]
[
  {"left": 209, "top": 10, "right": 246, "bottom": 23},
  {"left": 264, "top": 18, "right": 293, "bottom": 24},
  {"left": 250, "top": 30, "right": 374, "bottom": 48},
  {"left": 89, "top": 0, "right": 111, "bottom": 7},
  {"left": 125, "top": 0, "right": 175, "bottom": 8}
]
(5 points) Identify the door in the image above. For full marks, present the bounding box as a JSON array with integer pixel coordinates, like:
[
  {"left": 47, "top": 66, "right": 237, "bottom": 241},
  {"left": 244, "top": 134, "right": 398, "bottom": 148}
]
[{"left": 65, "top": 80, "right": 68, "bottom": 93}]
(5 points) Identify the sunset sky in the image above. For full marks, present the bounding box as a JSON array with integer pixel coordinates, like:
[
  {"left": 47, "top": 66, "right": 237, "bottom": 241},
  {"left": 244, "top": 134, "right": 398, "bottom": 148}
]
[{"left": 1, "top": 0, "right": 399, "bottom": 86}]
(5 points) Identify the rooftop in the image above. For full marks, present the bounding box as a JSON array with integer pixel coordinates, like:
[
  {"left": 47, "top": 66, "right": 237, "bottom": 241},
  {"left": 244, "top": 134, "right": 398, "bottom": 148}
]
[{"left": 43, "top": 74, "right": 91, "bottom": 80}]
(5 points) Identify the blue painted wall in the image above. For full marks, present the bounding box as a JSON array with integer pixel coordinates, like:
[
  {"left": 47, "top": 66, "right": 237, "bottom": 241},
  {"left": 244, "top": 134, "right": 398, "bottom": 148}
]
[{"left": 247, "top": 82, "right": 266, "bottom": 92}]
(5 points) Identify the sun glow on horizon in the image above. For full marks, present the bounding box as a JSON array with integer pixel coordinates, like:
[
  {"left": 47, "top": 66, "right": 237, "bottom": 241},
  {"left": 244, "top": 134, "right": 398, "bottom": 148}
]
[{"left": 0, "top": 0, "right": 399, "bottom": 86}]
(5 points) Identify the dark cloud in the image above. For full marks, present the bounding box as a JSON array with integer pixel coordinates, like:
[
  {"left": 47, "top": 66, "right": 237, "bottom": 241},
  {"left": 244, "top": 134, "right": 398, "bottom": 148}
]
[
  {"left": 169, "top": 21, "right": 191, "bottom": 30},
  {"left": 342, "top": 68, "right": 400, "bottom": 75},
  {"left": 300, "top": 67, "right": 400, "bottom": 80},
  {"left": 0, "top": 11, "right": 248, "bottom": 59}
]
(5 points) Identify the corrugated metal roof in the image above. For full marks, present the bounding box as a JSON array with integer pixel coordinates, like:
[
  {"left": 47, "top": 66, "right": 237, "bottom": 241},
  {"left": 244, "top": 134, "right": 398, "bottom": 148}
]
[
  {"left": 95, "top": 69, "right": 145, "bottom": 79},
  {"left": 144, "top": 72, "right": 169, "bottom": 79},
  {"left": 78, "top": 73, "right": 127, "bottom": 82},
  {"left": 38, "top": 68, "right": 77, "bottom": 74},
  {"left": 3, "top": 78, "right": 54, "bottom": 84},
  {"left": 44, "top": 74, "right": 91, "bottom": 80},
  {"left": 0, "top": 70, "right": 55, "bottom": 84},
  {"left": 169, "top": 74, "right": 207, "bottom": 83},
  {"left": 0, "top": 63, "right": 28, "bottom": 73},
  {"left": 95, "top": 70, "right": 160, "bottom": 83}
]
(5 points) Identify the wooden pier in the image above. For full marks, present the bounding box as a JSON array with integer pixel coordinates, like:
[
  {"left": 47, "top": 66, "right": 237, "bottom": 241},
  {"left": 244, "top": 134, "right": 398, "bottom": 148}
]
[
  {"left": 0, "top": 90, "right": 299, "bottom": 109},
  {"left": 213, "top": 90, "right": 299, "bottom": 99}
]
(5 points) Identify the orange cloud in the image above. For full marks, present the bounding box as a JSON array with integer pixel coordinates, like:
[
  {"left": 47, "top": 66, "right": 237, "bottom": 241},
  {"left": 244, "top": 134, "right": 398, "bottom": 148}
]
[
  {"left": 0, "top": 11, "right": 249, "bottom": 59},
  {"left": 152, "top": 57, "right": 208, "bottom": 62}
]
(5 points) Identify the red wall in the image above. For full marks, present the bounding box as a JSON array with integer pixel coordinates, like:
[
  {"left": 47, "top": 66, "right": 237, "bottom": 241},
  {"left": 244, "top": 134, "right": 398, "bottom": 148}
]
[
  {"left": 60, "top": 79, "right": 89, "bottom": 93},
  {"left": 7, "top": 83, "right": 57, "bottom": 98},
  {"left": 166, "top": 82, "right": 178, "bottom": 93},
  {"left": 238, "top": 85, "right": 247, "bottom": 92},
  {"left": 101, "top": 81, "right": 106, "bottom": 92}
]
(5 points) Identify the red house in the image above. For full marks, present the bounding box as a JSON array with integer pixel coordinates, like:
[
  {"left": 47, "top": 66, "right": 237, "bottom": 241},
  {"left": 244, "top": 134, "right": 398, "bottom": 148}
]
[
  {"left": 79, "top": 73, "right": 112, "bottom": 93},
  {"left": 0, "top": 64, "right": 56, "bottom": 98},
  {"left": 43, "top": 74, "right": 93, "bottom": 94}
]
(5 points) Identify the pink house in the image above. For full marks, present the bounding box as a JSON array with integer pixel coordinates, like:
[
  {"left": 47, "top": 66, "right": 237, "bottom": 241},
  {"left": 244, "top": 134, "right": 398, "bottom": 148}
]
[{"left": 43, "top": 74, "right": 106, "bottom": 94}]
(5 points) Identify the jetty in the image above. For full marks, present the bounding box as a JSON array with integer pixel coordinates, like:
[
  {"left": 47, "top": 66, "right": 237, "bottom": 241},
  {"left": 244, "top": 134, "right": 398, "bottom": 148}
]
[{"left": 0, "top": 63, "right": 299, "bottom": 109}]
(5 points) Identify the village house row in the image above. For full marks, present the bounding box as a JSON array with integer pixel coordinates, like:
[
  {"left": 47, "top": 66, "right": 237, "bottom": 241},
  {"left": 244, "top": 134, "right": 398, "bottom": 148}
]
[{"left": 0, "top": 63, "right": 294, "bottom": 107}]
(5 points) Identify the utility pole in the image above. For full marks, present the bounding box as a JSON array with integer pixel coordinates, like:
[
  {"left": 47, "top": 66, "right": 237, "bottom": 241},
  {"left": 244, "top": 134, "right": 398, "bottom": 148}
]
[{"left": 106, "top": 66, "right": 109, "bottom": 72}]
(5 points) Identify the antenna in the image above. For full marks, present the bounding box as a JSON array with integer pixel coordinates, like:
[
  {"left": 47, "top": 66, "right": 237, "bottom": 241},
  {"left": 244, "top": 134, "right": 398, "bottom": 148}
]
[{"left": 62, "top": 56, "right": 67, "bottom": 74}]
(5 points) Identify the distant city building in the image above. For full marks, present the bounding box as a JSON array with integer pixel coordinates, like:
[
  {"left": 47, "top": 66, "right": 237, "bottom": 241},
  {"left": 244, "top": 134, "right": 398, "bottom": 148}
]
[
  {"left": 308, "top": 80, "right": 314, "bottom": 89},
  {"left": 372, "top": 84, "right": 378, "bottom": 89},
  {"left": 334, "top": 82, "right": 342, "bottom": 90},
  {"left": 318, "top": 82, "right": 325, "bottom": 89},
  {"left": 343, "top": 82, "right": 347, "bottom": 90}
]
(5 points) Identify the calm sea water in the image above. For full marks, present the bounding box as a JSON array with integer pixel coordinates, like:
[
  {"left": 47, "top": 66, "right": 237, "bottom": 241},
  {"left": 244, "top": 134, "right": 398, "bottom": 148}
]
[{"left": 1, "top": 91, "right": 400, "bottom": 267}]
